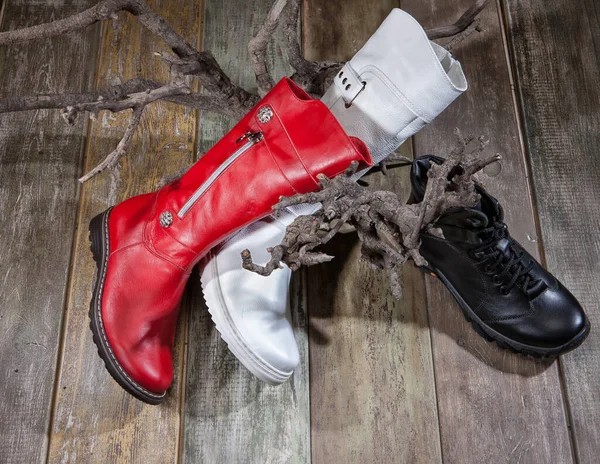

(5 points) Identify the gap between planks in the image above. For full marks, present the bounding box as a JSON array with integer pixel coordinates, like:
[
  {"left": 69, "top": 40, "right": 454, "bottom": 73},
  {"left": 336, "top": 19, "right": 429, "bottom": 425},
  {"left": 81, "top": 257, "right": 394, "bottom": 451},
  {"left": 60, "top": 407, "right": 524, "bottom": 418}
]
[{"left": 496, "top": 0, "right": 578, "bottom": 460}]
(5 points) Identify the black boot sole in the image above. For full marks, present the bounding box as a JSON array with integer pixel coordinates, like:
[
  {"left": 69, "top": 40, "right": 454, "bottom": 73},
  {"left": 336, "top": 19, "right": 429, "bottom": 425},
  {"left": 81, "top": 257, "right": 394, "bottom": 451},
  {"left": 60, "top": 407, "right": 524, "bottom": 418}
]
[
  {"left": 418, "top": 264, "right": 591, "bottom": 358},
  {"left": 89, "top": 208, "right": 167, "bottom": 404}
]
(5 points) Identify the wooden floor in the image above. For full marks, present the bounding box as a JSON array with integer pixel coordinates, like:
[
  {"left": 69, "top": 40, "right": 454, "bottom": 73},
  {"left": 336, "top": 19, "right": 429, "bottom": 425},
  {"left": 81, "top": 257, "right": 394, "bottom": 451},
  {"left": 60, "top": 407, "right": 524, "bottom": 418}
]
[{"left": 0, "top": 0, "right": 599, "bottom": 462}]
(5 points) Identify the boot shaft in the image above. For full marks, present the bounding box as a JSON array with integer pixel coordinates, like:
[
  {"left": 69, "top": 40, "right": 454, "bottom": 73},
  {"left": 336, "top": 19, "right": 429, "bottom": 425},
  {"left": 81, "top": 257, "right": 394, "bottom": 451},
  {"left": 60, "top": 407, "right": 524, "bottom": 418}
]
[
  {"left": 321, "top": 9, "right": 467, "bottom": 165},
  {"left": 145, "top": 78, "right": 372, "bottom": 269}
]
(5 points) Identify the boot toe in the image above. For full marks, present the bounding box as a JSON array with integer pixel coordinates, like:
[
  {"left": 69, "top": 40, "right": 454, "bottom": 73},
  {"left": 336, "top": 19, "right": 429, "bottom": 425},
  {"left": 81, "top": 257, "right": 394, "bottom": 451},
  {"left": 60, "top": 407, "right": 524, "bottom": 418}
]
[
  {"left": 202, "top": 226, "right": 301, "bottom": 383},
  {"left": 96, "top": 240, "right": 185, "bottom": 401},
  {"left": 490, "top": 283, "right": 589, "bottom": 352},
  {"left": 527, "top": 284, "right": 589, "bottom": 349},
  {"left": 239, "top": 311, "right": 301, "bottom": 375},
  {"left": 215, "top": 267, "right": 301, "bottom": 380},
  {"left": 127, "top": 349, "right": 174, "bottom": 394},
  {"left": 224, "top": 265, "right": 301, "bottom": 377},
  {"left": 110, "top": 338, "right": 174, "bottom": 395}
]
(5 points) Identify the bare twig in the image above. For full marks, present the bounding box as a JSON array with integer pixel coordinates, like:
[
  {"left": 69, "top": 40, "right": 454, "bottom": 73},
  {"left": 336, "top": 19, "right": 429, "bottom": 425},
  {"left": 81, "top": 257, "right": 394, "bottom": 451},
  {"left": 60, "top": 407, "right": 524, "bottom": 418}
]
[
  {"left": 444, "top": 19, "right": 482, "bottom": 51},
  {"left": 425, "top": 0, "right": 492, "bottom": 40},
  {"left": 280, "top": 0, "right": 342, "bottom": 95},
  {"left": 0, "top": 78, "right": 152, "bottom": 113},
  {"left": 67, "top": 85, "right": 190, "bottom": 121},
  {"left": 248, "top": 0, "right": 288, "bottom": 96},
  {"left": 0, "top": 78, "right": 244, "bottom": 119},
  {"left": 376, "top": 152, "right": 413, "bottom": 175},
  {"left": 79, "top": 105, "right": 146, "bottom": 183}
]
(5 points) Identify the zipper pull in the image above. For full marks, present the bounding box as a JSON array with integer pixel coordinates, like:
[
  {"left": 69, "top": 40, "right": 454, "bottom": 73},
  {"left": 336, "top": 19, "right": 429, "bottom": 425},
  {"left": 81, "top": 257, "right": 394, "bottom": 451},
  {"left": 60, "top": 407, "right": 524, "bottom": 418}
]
[{"left": 236, "top": 131, "right": 263, "bottom": 144}]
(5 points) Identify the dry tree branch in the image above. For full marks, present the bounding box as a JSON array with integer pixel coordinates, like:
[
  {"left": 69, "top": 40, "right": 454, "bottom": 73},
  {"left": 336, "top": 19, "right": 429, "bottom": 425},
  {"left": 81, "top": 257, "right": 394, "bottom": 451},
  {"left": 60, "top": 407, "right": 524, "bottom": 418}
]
[
  {"left": 0, "top": 0, "right": 492, "bottom": 182},
  {"left": 425, "top": 0, "right": 492, "bottom": 40},
  {"left": 279, "top": 0, "right": 343, "bottom": 95},
  {"left": 242, "top": 132, "right": 501, "bottom": 299},
  {"left": 74, "top": 84, "right": 192, "bottom": 181},
  {"left": 444, "top": 19, "right": 482, "bottom": 52},
  {"left": 0, "top": 78, "right": 253, "bottom": 119},
  {"left": 376, "top": 151, "right": 413, "bottom": 176},
  {"left": 0, "top": 78, "right": 153, "bottom": 114},
  {"left": 248, "top": 0, "right": 289, "bottom": 96},
  {"left": 67, "top": 84, "right": 190, "bottom": 120},
  {"left": 0, "top": 0, "right": 258, "bottom": 114}
]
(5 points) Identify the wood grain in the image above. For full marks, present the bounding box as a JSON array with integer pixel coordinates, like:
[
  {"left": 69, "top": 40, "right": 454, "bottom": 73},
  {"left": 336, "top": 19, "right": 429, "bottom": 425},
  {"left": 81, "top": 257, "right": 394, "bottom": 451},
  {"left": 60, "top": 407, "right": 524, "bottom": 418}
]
[
  {"left": 402, "top": 0, "right": 574, "bottom": 462},
  {"left": 0, "top": 1, "right": 97, "bottom": 462},
  {"left": 502, "top": 0, "right": 600, "bottom": 461},
  {"left": 181, "top": 1, "right": 310, "bottom": 463},
  {"left": 303, "top": 1, "right": 443, "bottom": 462},
  {"left": 47, "top": 1, "right": 201, "bottom": 462}
]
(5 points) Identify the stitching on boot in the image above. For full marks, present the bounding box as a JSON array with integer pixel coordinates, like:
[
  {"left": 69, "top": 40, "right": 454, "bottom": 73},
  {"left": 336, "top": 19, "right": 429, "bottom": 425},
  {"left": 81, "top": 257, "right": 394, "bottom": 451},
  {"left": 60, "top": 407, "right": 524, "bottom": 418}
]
[{"left": 96, "top": 211, "right": 166, "bottom": 400}]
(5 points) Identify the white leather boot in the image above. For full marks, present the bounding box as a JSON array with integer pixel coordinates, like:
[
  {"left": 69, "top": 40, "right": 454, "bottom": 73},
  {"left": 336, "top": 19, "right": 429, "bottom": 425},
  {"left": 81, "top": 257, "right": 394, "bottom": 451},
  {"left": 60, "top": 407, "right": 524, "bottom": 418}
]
[{"left": 200, "top": 8, "right": 468, "bottom": 384}]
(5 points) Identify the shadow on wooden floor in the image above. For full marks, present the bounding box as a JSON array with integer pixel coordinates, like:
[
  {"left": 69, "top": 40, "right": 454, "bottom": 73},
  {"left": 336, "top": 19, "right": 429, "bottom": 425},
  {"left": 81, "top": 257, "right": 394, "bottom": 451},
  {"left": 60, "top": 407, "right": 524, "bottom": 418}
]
[{"left": 309, "top": 233, "right": 555, "bottom": 377}]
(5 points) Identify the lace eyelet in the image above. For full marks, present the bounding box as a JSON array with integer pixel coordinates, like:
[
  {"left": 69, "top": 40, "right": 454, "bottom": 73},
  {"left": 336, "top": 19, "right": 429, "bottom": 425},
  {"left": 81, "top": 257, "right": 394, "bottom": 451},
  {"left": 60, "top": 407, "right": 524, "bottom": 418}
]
[
  {"left": 492, "top": 275, "right": 502, "bottom": 284},
  {"left": 500, "top": 285, "right": 510, "bottom": 295}
]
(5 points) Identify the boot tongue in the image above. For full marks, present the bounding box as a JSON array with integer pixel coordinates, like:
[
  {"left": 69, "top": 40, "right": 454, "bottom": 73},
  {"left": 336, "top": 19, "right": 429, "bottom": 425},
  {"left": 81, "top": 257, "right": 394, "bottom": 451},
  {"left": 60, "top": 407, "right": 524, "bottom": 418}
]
[
  {"left": 437, "top": 207, "right": 489, "bottom": 230},
  {"left": 433, "top": 207, "right": 489, "bottom": 244},
  {"left": 410, "top": 154, "right": 500, "bottom": 232},
  {"left": 495, "top": 237, "right": 512, "bottom": 258},
  {"left": 478, "top": 186, "right": 503, "bottom": 222},
  {"left": 410, "top": 155, "right": 448, "bottom": 202}
]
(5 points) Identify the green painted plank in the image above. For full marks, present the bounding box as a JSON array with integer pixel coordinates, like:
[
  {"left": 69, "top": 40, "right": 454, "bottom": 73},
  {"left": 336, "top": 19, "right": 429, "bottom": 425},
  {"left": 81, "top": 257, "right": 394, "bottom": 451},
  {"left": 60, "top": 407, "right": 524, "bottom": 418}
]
[{"left": 182, "top": 1, "right": 310, "bottom": 463}]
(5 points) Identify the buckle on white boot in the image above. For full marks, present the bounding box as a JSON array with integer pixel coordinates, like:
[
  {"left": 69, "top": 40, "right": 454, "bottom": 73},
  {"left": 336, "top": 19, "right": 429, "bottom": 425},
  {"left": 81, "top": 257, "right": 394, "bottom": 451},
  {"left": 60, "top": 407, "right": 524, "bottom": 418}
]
[{"left": 335, "top": 63, "right": 366, "bottom": 108}]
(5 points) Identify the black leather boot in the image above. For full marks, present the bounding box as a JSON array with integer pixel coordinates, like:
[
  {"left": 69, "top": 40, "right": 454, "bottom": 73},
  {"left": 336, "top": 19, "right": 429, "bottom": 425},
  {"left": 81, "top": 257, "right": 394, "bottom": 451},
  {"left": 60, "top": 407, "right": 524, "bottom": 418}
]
[{"left": 410, "top": 155, "right": 590, "bottom": 357}]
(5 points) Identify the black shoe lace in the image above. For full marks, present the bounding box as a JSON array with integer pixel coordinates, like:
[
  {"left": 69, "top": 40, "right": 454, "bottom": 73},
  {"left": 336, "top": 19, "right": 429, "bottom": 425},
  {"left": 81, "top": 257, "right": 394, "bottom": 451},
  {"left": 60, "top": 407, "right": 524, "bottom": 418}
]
[{"left": 469, "top": 221, "right": 541, "bottom": 295}]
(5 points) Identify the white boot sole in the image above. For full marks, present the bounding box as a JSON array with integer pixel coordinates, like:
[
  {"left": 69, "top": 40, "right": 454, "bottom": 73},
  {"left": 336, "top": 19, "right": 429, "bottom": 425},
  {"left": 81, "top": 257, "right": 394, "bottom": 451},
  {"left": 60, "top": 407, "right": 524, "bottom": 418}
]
[{"left": 200, "top": 251, "right": 294, "bottom": 385}]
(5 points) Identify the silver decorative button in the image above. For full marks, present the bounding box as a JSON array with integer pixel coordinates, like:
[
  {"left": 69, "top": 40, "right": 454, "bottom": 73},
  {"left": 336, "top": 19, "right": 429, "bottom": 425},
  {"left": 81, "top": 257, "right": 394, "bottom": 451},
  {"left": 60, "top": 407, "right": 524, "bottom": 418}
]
[
  {"left": 257, "top": 106, "right": 273, "bottom": 123},
  {"left": 159, "top": 211, "right": 173, "bottom": 228}
]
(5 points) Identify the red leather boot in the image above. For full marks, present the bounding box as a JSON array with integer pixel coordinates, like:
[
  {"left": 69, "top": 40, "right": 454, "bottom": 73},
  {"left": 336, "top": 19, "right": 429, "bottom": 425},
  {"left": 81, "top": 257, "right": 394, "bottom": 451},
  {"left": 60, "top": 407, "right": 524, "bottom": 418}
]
[{"left": 88, "top": 77, "right": 372, "bottom": 403}]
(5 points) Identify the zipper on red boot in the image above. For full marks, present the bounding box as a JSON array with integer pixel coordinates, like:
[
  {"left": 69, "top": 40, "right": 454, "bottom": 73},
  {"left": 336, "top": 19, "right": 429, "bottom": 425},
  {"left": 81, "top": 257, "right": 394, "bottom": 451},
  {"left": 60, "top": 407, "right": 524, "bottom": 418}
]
[{"left": 177, "top": 131, "right": 264, "bottom": 218}]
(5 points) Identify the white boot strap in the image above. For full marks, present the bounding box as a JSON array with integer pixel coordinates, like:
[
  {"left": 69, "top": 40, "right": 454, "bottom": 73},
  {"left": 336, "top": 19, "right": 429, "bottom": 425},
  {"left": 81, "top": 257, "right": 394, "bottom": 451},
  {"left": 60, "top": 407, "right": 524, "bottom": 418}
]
[{"left": 334, "top": 63, "right": 366, "bottom": 107}]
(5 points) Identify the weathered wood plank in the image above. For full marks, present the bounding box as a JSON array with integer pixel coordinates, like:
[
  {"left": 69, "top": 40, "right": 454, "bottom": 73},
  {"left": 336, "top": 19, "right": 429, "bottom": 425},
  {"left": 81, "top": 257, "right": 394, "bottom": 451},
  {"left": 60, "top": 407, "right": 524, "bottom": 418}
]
[
  {"left": 502, "top": 0, "right": 600, "bottom": 461},
  {"left": 402, "top": 0, "right": 574, "bottom": 462},
  {"left": 0, "top": 1, "right": 97, "bottom": 462},
  {"left": 182, "top": 1, "right": 311, "bottom": 463},
  {"left": 303, "top": 1, "right": 443, "bottom": 462},
  {"left": 47, "top": 1, "right": 201, "bottom": 462}
]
